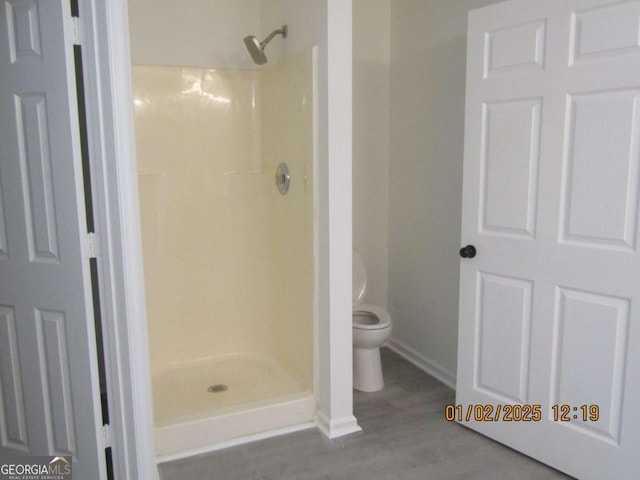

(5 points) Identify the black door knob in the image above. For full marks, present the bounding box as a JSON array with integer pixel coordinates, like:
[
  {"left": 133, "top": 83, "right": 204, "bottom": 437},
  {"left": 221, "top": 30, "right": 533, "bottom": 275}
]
[{"left": 459, "top": 245, "right": 477, "bottom": 258}]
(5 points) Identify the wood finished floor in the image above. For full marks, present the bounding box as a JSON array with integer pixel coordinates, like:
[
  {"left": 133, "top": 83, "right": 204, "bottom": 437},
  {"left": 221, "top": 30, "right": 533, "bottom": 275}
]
[{"left": 159, "top": 348, "right": 573, "bottom": 480}]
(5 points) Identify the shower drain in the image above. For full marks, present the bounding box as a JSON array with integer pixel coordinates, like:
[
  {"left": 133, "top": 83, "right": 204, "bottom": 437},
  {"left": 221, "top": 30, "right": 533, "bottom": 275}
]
[{"left": 207, "top": 384, "right": 228, "bottom": 393}]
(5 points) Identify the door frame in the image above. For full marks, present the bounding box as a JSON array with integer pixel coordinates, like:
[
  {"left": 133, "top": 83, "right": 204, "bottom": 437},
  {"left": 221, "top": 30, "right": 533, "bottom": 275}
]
[
  {"left": 76, "top": 1, "right": 156, "bottom": 478},
  {"left": 80, "top": 0, "right": 357, "bottom": 477}
]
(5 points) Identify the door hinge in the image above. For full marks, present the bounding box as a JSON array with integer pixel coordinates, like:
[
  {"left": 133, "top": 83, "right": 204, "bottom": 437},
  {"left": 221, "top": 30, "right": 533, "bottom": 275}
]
[
  {"left": 84, "top": 232, "right": 100, "bottom": 259},
  {"left": 102, "top": 424, "right": 112, "bottom": 449},
  {"left": 69, "top": 15, "right": 82, "bottom": 46}
]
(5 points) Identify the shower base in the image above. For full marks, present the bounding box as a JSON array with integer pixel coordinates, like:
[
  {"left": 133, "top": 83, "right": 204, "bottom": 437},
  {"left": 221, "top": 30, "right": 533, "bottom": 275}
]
[{"left": 152, "top": 353, "right": 315, "bottom": 458}]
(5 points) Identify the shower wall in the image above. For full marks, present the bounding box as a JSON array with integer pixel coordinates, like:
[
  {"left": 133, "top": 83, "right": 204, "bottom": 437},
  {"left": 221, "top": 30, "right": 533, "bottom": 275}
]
[
  {"left": 261, "top": 49, "right": 316, "bottom": 391},
  {"left": 133, "top": 50, "right": 315, "bottom": 393},
  {"left": 134, "top": 66, "right": 268, "bottom": 368}
]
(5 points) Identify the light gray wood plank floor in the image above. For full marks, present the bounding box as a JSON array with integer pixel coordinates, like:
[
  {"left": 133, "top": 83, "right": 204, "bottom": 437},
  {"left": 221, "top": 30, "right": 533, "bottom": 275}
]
[{"left": 159, "top": 348, "right": 573, "bottom": 480}]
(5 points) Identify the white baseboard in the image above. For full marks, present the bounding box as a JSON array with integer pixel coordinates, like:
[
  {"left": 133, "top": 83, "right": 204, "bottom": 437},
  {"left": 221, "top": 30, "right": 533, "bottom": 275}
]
[
  {"left": 386, "top": 338, "right": 457, "bottom": 390},
  {"left": 316, "top": 411, "right": 362, "bottom": 439}
]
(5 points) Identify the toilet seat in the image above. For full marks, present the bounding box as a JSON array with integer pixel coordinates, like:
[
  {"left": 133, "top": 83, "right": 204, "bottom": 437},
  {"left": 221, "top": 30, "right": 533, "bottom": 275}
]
[{"left": 353, "top": 304, "right": 391, "bottom": 330}]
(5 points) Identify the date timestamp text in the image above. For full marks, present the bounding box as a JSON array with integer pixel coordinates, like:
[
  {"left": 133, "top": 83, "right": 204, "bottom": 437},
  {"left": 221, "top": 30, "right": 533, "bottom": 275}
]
[{"left": 445, "top": 404, "right": 599, "bottom": 422}]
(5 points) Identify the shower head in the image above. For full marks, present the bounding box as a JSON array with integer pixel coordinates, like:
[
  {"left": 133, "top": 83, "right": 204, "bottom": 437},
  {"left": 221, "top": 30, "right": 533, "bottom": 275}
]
[{"left": 243, "top": 25, "right": 288, "bottom": 65}]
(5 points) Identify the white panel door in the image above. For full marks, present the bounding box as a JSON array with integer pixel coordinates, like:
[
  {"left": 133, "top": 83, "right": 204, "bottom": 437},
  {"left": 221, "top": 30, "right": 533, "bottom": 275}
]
[
  {"left": 457, "top": 0, "right": 640, "bottom": 478},
  {"left": 0, "top": 0, "right": 104, "bottom": 478}
]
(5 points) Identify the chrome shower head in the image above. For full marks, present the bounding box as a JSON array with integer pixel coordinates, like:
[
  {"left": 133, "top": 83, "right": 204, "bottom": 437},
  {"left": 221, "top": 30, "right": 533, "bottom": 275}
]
[
  {"left": 244, "top": 36, "right": 267, "bottom": 65},
  {"left": 243, "top": 25, "right": 288, "bottom": 65}
]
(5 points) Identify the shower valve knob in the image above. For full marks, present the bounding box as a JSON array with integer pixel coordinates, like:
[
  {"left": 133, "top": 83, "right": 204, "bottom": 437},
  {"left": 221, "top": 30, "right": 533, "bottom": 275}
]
[
  {"left": 459, "top": 245, "right": 477, "bottom": 259},
  {"left": 275, "top": 162, "right": 290, "bottom": 195}
]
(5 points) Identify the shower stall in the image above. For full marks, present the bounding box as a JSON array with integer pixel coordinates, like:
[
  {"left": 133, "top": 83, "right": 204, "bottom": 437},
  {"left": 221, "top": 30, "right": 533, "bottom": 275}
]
[{"left": 128, "top": 1, "right": 317, "bottom": 458}]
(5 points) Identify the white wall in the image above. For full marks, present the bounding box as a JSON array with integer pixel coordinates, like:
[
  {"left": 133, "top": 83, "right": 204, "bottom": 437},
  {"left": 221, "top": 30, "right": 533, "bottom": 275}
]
[
  {"left": 128, "top": 0, "right": 261, "bottom": 69},
  {"left": 353, "top": 0, "right": 390, "bottom": 308},
  {"left": 259, "top": 0, "right": 324, "bottom": 63},
  {"left": 388, "top": 0, "right": 503, "bottom": 384}
]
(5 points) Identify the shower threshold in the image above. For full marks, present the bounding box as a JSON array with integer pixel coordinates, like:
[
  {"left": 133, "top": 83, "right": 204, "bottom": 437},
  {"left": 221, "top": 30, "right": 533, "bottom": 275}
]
[{"left": 152, "top": 353, "right": 315, "bottom": 458}]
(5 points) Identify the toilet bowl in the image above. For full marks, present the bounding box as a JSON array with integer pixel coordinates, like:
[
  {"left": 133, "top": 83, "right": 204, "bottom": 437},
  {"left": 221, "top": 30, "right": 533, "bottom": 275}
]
[{"left": 353, "top": 251, "right": 392, "bottom": 392}]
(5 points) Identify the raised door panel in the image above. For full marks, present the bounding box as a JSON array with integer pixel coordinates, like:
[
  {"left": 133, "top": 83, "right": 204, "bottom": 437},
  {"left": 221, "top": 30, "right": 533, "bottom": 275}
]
[
  {"left": 551, "top": 287, "right": 629, "bottom": 444},
  {"left": 484, "top": 19, "right": 547, "bottom": 78},
  {"left": 0, "top": 306, "right": 28, "bottom": 451},
  {"left": 570, "top": 1, "right": 640, "bottom": 65},
  {"left": 14, "top": 93, "right": 61, "bottom": 262},
  {"left": 480, "top": 99, "right": 541, "bottom": 238},
  {"left": 5, "top": 0, "right": 43, "bottom": 62},
  {"left": 476, "top": 272, "right": 533, "bottom": 403},
  {"left": 560, "top": 90, "right": 640, "bottom": 250}
]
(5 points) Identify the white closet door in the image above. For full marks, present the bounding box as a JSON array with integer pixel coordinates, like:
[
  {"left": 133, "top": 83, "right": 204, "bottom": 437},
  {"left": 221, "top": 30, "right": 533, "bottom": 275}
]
[
  {"left": 456, "top": 0, "right": 640, "bottom": 478},
  {"left": 0, "top": 1, "right": 104, "bottom": 478}
]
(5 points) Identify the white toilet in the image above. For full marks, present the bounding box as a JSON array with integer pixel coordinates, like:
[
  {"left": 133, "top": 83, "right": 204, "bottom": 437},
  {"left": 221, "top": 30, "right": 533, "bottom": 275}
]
[{"left": 353, "top": 250, "right": 392, "bottom": 392}]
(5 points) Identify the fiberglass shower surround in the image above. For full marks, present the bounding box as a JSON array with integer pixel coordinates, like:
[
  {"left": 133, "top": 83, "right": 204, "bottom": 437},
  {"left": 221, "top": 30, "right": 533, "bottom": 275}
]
[{"left": 132, "top": 26, "right": 316, "bottom": 455}]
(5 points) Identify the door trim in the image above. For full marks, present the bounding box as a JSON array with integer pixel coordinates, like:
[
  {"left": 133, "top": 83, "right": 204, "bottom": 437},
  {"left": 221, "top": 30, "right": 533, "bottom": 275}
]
[{"left": 76, "top": 1, "right": 156, "bottom": 478}]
